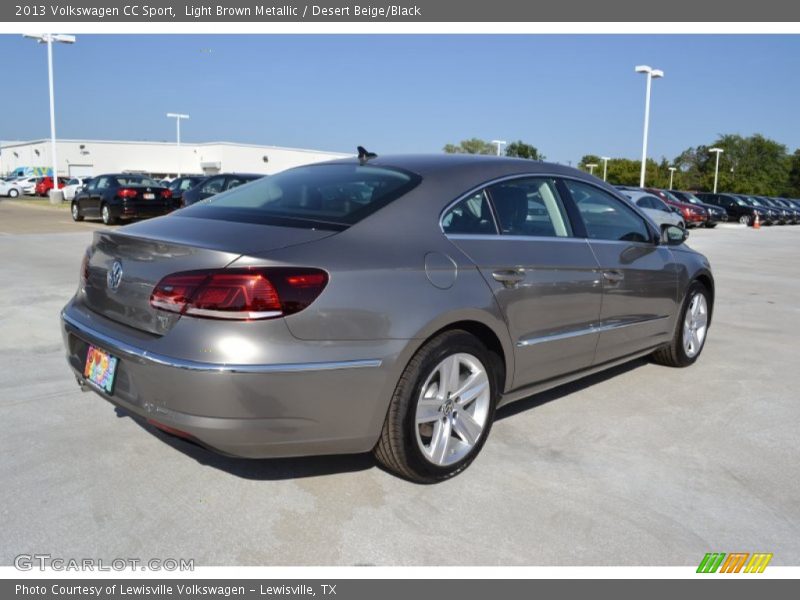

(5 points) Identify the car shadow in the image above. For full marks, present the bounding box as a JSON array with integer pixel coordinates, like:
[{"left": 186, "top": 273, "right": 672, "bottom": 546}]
[
  {"left": 114, "top": 407, "right": 376, "bottom": 481},
  {"left": 495, "top": 357, "right": 648, "bottom": 421},
  {"left": 112, "top": 357, "right": 648, "bottom": 481}
]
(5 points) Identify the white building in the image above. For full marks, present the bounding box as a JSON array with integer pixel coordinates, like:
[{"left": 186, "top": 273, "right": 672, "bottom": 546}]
[{"left": 0, "top": 138, "right": 351, "bottom": 179}]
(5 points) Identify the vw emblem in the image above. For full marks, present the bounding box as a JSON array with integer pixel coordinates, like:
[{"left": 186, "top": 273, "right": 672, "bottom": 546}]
[{"left": 107, "top": 260, "right": 123, "bottom": 292}]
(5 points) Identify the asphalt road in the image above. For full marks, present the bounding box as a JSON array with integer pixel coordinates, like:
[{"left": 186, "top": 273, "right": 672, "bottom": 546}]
[{"left": 1, "top": 199, "right": 798, "bottom": 566}]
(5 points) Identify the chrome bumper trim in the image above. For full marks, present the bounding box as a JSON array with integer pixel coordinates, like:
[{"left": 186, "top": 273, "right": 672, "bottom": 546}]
[{"left": 62, "top": 312, "right": 382, "bottom": 373}]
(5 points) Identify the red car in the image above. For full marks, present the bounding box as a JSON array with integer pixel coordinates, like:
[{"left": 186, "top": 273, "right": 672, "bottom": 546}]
[
  {"left": 36, "top": 176, "right": 68, "bottom": 197},
  {"left": 645, "top": 187, "right": 708, "bottom": 228}
]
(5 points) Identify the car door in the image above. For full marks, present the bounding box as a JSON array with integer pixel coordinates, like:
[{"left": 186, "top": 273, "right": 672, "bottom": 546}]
[
  {"left": 76, "top": 178, "right": 96, "bottom": 214},
  {"left": 443, "top": 176, "right": 603, "bottom": 389},
  {"left": 90, "top": 176, "right": 111, "bottom": 215},
  {"left": 563, "top": 179, "right": 679, "bottom": 365}
]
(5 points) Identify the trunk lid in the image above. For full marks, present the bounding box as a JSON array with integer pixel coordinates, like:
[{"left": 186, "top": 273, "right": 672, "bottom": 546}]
[{"left": 82, "top": 216, "right": 337, "bottom": 335}]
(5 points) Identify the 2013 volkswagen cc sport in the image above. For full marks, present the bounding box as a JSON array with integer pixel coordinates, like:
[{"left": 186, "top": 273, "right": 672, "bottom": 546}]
[{"left": 61, "top": 154, "right": 713, "bottom": 482}]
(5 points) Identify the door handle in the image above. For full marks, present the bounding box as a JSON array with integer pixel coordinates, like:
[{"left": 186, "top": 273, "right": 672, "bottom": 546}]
[
  {"left": 492, "top": 269, "right": 526, "bottom": 287},
  {"left": 603, "top": 270, "right": 624, "bottom": 284}
]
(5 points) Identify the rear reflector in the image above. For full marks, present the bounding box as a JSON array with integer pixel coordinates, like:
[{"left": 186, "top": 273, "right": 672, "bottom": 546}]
[
  {"left": 150, "top": 267, "right": 328, "bottom": 320},
  {"left": 147, "top": 418, "right": 194, "bottom": 440}
]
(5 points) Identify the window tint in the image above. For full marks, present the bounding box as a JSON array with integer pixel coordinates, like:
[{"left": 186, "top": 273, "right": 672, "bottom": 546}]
[
  {"left": 67, "top": 178, "right": 79, "bottom": 185},
  {"left": 115, "top": 176, "right": 159, "bottom": 187},
  {"left": 182, "top": 164, "right": 420, "bottom": 229},
  {"left": 201, "top": 177, "right": 225, "bottom": 195},
  {"left": 488, "top": 178, "right": 572, "bottom": 237},
  {"left": 96, "top": 177, "right": 111, "bottom": 191},
  {"left": 635, "top": 196, "right": 654, "bottom": 209},
  {"left": 225, "top": 176, "right": 251, "bottom": 191},
  {"left": 442, "top": 191, "right": 496, "bottom": 235},
  {"left": 567, "top": 180, "right": 651, "bottom": 243}
]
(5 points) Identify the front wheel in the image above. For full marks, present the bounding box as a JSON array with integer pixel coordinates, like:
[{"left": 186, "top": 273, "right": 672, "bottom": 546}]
[
  {"left": 739, "top": 215, "right": 751, "bottom": 226},
  {"left": 374, "top": 330, "right": 499, "bottom": 483},
  {"left": 8, "top": 189, "right": 19, "bottom": 198},
  {"left": 652, "top": 281, "right": 710, "bottom": 368},
  {"left": 71, "top": 202, "right": 84, "bottom": 222},
  {"left": 705, "top": 222, "right": 717, "bottom": 229}
]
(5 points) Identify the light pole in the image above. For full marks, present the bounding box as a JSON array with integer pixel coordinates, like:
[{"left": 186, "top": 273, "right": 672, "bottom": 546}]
[
  {"left": 709, "top": 147, "right": 724, "bottom": 194},
  {"left": 491, "top": 139, "right": 507, "bottom": 157},
  {"left": 601, "top": 156, "right": 611, "bottom": 181},
  {"left": 668, "top": 166, "right": 677, "bottom": 190},
  {"left": 586, "top": 163, "right": 598, "bottom": 175},
  {"left": 167, "top": 112, "right": 190, "bottom": 177},
  {"left": 635, "top": 65, "right": 664, "bottom": 188},
  {"left": 24, "top": 33, "right": 76, "bottom": 203}
]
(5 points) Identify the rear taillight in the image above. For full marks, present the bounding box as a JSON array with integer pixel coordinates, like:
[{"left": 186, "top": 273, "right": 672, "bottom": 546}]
[
  {"left": 117, "top": 188, "right": 137, "bottom": 199},
  {"left": 160, "top": 189, "right": 172, "bottom": 199},
  {"left": 80, "top": 251, "right": 90, "bottom": 283},
  {"left": 150, "top": 268, "right": 328, "bottom": 320}
]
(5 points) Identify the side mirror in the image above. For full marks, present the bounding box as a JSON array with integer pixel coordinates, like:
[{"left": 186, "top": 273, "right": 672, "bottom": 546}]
[{"left": 661, "top": 225, "right": 688, "bottom": 245}]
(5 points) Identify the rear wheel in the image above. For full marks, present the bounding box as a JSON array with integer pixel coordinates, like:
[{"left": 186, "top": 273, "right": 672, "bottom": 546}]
[
  {"left": 705, "top": 221, "right": 717, "bottom": 229},
  {"left": 652, "top": 281, "right": 710, "bottom": 368},
  {"left": 71, "top": 202, "right": 84, "bottom": 222},
  {"left": 374, "top": 330, "right": 499, "bottom": 483},
  {"left": 101, "top": 203, "right": 117, "bottom": 225},
  {"left": 8, "top": 189, "right": 19, "bottom": 198},
  {"left": 739, "top": 215, "right": 751, "bottom": 226}
]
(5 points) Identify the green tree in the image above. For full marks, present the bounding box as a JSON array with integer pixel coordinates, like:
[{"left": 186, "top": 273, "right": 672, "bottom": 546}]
[
  {"left": 442, "top": 138, "right": 496, "bottom": 155},
  {"left": 785, "top": 149, "right": 800, "bottom": 197},
  {"left": 505, "top": 140, "right": 544, "bottom": 160}
]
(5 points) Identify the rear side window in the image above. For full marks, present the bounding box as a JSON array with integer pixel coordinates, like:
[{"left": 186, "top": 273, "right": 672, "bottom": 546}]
[
  {"left": 487, "top": 178, "right": 572, "bottom": 237},
  {"left": 182, "top": 164, "right": 420, "bottom": 229},
  {"left": 566, "top": 180, "right": 651, "bottom": 243},
  {"left": 442, "top": 191, "right": 496, "bottom": 235}
]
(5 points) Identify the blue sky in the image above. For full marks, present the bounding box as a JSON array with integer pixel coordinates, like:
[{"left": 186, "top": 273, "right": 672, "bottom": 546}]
[{"left": 1, "top": 34, "right": 799, "bottom": 164}]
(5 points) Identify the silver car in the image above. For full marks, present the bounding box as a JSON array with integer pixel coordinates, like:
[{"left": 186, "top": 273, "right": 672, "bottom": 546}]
[
  {"left": 61, "top": 155, "right": 714, "bottom": 482},
  {"left": 624, "top": 190, "right": 686, "bottom": 231}
]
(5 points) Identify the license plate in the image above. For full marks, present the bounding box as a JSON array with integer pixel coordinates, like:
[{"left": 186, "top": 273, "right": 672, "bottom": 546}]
[
  {"left": 143, "top": 193, "right": 155, "bottom": 200},
  {"left": 84, "top": 345, "right": 119, "bottom": 394}
]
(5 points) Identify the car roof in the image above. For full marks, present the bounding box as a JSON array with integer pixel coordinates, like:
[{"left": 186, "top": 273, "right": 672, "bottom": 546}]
[{"left": 624, "top": 190, "right": 662, "bottom": 201}]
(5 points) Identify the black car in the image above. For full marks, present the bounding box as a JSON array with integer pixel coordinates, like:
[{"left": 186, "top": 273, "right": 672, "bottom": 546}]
[
  {"left": 181, "top": 173, "right": 264, "bottom": 207},
  {"left": 696, "top": 192, "right": 768, "bottom": 226},
  {"left": 167, "top": 175, "right": 207, "bottom": 208},
  {"left": 670, "top": 190, "right": 728, "bottom": 228},
  {"left": 759, "top": 197, "right": 797, "bottom": 224},
  {"left": 71, "top": 173, "right": 173, "bottom": 225}
]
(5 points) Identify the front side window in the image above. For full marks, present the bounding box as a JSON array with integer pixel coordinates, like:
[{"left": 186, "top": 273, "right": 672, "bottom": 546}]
[
  {"left": 487, "top": 178, "right": 572, "bottom": 237},
  {"left": 441, "top": 191, "right": 496, "bottom": 235},
  {"left": 566, "top": 180, "right": 652, "bottom": 243},
  {"left": 201, "top": 177, "right": 225, "bottom": 196}
]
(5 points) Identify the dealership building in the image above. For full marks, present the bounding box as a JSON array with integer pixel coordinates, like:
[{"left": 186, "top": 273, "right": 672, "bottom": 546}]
[{"left": 0, "top": 138, "right": 351, "bottom": 179}]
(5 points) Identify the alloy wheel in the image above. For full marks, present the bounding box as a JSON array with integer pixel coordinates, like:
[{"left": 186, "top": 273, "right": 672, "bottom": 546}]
[
  {"left": 683, "top": 293, "right": 708, "bottom": 358},
  {"left": 414, "top": 353, "right": 491, "bottom": 467}
]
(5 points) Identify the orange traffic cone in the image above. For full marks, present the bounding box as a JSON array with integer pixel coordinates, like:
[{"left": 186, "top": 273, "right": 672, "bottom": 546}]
[{"left": 753, "top": 213, "right": 761, "bottom": 229}]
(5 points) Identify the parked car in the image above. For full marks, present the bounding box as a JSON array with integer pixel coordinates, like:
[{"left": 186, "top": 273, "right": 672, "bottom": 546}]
[
  {"left": 623, "top": 190, "right": 686, "bottom": 231},
  {"left": 756, "top": 197, "right": 794, "bottom": 224},
  {"left": 696, "top": 193, "right": 767, "bottom": 226},
  {"left": 61, "top": 155, "right": 714, "bottom": 482},
  {"left": 181, "top": 173, "right": 264, "bottom": 207},
  {"left": 35, "top": 176, "right": 69, "bottom": 197},
  {"left": 739, "top": 196, "right": 779, "bottom": 224},
  {"left": 669, "top": 190, "right": 728, "bottom": 228},
  {"left": 11, "top": 176, "right": 39, "bottom": 195},
  {"left": 645, "top": 188, "right": 709, "bottom": 228},
  {"left": 71, "top": 173, "right": 173, "bottom": 225},
  {"left": 0, "top": 178, "right": 27, "bottom": 198},
  {"left": 769, "top": 198, "right": 800, "bottom": 224},
  {"left": 62, "top": 177, "right": 93, "bottom": 202},
  {"left": 167, "top": 175, "right": 207, "bottom": 208}
]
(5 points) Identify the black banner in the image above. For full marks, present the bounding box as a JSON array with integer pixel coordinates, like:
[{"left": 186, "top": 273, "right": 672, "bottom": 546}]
[{"left": 4, "top": 0, "right": 800, "bottom": 22}]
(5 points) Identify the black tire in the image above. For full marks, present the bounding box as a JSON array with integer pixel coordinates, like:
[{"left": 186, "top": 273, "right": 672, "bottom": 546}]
[
  {"left": 71, "top": 201, "right": 84, "bottom": 222},
  {"left": 705, "top": 222, "right": 717, "bottom": 229},
  {"left": 8, "top": 189, "right": 19, "bottom": 198},
  {"left": 101, "top": 203, "right": 117, "bottom": 225},
  {"left": 374, "top": 330, "right": 500, "bottom": 483},
  {"left": 652, "top": 280, "right": 711, "bottom": 368}
]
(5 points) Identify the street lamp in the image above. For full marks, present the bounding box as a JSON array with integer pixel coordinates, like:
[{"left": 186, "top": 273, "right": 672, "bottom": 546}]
[
  {"left": 490, "top": 139, "right": 507, "bottom": 157},
  {"left": 635, "top": 65, "right": 664, "bottom": 188},
  {"left": 668, "top": 166, "right": 677, "bottom": 190},
  {"left": 709, "top": 147, "right": 724, "bottom": 194},
  {"left": 600, "top": 156, "right": 611, "bottom": 181},
  {"left": 166, "top": 113, "right": 190, "bottom": 177},
  {"left": 23, "top": 33, "right": 76, "bottom": 204},
  {"left": 586, "top": 163, "right": 598, "bottom": 175}
]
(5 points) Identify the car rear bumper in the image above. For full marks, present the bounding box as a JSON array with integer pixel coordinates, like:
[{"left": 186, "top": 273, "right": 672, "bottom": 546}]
[{"left": 61, "top": 300, "right": 406, "bottom": 458}]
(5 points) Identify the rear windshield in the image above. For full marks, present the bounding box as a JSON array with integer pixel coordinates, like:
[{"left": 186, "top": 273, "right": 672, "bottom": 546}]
[
  {"left": 179, "top": 164, "right": 421, "bottom": 229},
  {"left": 115, "top": 176, "right": 160, "bottom": 187}
]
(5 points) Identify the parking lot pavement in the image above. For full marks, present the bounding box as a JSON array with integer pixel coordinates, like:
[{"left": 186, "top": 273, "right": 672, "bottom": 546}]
[{"left": 1, "top": 203, "right": 798, "bottom": 567}]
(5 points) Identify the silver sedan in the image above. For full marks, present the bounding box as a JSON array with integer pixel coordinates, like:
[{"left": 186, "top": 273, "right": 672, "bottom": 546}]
[{"left": 61, "top": 154, "right": 713, "bottom": 482}]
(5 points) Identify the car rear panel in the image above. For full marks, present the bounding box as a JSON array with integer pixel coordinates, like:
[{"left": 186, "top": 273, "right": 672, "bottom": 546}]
[{"left": 81, "top": 217, "right": 338, "bottom": 335}]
